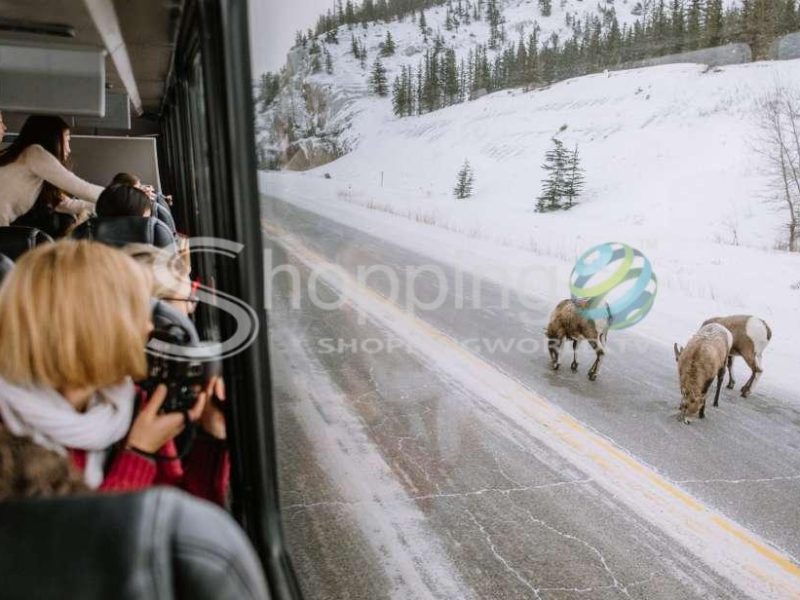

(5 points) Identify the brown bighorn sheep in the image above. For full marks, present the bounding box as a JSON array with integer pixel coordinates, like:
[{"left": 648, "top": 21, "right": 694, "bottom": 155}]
[
  {"left": 546, "top": 298, "right": 610, "bottom": 381},
  {"left": 674, "top": 323, "right": 733, "bottom": 423},
  {"left": 702, "top": 315, "right": 771, "bottom": 398}
]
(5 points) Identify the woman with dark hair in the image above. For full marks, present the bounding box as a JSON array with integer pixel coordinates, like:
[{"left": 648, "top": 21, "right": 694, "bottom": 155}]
[
  {"left": 0, "top": 115, "right": 103, "bottom": 227},
  {"left": 95, "top": 184, "right": 152, "bottom": 218}
]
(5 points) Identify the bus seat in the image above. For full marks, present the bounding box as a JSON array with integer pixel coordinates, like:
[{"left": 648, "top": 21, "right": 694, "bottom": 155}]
[
  {"left": 151, "top": 298, "right": 200, "bottom": 345},
  {"left": 71, "top": 217, "right": 177, "bottom": 251},
  {"left": 0, "top": 226, "right": 54, "bottom": 261},
  {"left": 11, "top": 204, "right": 77, "bottom": 239},
  {"left": 0, "top": 487, "right": 270, "bottom": 600},
  {"left": 0, "top": 253, "right": 14, "bottom": 284},
  {"left": 154, "top": 200, "right": 177, "bottom": 236}
]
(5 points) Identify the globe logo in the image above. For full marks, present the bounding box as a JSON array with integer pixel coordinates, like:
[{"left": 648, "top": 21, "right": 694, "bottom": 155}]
[{"left": 570, "top": 242, "right": 657, "bottom": 330}]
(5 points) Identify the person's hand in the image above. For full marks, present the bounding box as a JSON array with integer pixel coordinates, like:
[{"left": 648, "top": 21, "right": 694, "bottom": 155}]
[
  {"left": 198, "top": 377, "right": 226, "bottom": 440},
  {"left": 138, "top": 184, "right": 157, "bottom": 201},
  {"left": 126, "top": 384, "right": 207, "bottom": 453}
]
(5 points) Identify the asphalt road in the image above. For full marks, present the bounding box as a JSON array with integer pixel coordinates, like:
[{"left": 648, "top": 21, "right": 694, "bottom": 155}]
[{"left": 262, "top": 193, "right": 800, "bottom": 600}]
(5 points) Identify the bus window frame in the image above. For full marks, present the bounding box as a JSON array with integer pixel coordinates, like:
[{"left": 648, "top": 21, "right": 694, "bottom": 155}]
[{"left": 159, "top": 1, "right": 302, "bottom": 598}]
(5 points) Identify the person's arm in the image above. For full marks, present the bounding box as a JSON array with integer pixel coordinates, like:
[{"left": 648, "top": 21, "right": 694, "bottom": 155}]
[
  {"left": 180, "top": 434, "right": 230, "bottom": 506},
  {"left": 98, "top": 449, "right": 157, "bottom": 491},
  {"left": 23, "top": 144, "right": 104, "bottom": 202},
  {"left": 55, "top": 197, "right": 95, "bottom": 215}
]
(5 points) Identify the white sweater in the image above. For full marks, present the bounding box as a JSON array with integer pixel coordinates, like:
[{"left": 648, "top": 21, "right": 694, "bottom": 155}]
[{"left": 0, "top": 144, "right": 104, "bottom": 226}]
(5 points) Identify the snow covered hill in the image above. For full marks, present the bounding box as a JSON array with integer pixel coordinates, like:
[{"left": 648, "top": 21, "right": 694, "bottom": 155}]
[
  {"left": 255, "top": 0, "right": 645, "bottom": 169},
  {"left": 259, "top": 54, "right": 800, "bottom": 399},
  {"left": 254, "top": 0, "right": 800, "bottom": 400}
]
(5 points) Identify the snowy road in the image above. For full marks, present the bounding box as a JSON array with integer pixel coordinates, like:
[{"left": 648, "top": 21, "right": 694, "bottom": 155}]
[{"left": 262, "top": 194, "right": 800, "bottom": 600}]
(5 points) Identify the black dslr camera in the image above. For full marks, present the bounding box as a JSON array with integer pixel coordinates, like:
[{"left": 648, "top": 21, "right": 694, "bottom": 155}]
[{"left": 140, "top": 300, "right": 221, "bottom": 414}]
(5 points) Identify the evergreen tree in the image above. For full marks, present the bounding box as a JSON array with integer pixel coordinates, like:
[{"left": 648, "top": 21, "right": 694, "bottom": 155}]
[
  {"left": 443, "top": 48, "right": 460, "bottom": 105},
  {"left": 539, "top": 0, "right": 552, "bottom": 17},
  {"left": 686, "top": 0, "right": 702, "bottom": 50},
  {"left": 257, "top": 72, "right": 280, "bottom": 112},
  {"left": 370, "top": 57, "right": 389, "bottom": 96},
  {"left": 670, "top": 0, "right": 685, "bottom": 53},
  {"left": 359, "top": 44, "right": 368, "bottom": 69},
  {"left": 454, "top": 160, "right": 475, "bottom": 199},
  {"left": 325, "top": 48, "right": 334, "bottom": 74},
  {"left": 705, "top": 0, "right": 724, "bottom": 46},
  {"left": 487, "top": 0, "right": 504, "bottom": 49},
  {"left": 537, "top": 138, "right": 568, "bottom": 212},
  {"left": 311, "top": 52, "right": 322, "bottom": 73},
  {"left": 419, "top": 10, "right": 428, "bottom": 37},
  {"left": 381, "top": 30, "right": 396, "bottom": 56},
  {"left": 562, "top": 145, "right": 585, "bottom": 208},
  {"left": 351, "top": 34, "right": 360, "bottom": 57}
]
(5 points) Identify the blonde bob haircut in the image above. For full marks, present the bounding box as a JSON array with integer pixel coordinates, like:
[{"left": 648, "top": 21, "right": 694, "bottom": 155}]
[
  {"left": 0, "top": 240, "right": 153, "bottom": 389},
  {"left": 120, "top": 244, "right": 191, "bottom": 299}
]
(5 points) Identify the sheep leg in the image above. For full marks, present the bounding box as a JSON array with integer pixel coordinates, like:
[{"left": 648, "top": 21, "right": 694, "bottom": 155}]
[
  {"left": 548, "top": 337, "right": 563, "bottom": 370},
  {"left": 570, "top": 340, "right": 579, "bottom": 372},
  {"left": 726, "top": 355, "right": 735, "bottom": 389},
  {"left": 587, "top": 339, "right": 604, "bottom": 381},
  {"left": 713, "top": 366, "right": 725, "bottom": 407},
  {"left": 740, "top": 353, "right": 762, "bottom": 398}
]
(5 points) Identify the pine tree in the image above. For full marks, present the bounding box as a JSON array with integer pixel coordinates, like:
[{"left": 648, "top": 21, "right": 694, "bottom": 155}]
[
  {"left": 311, "top": 52, "right": 322, "bottom": 73},
  {"left": 359, "top": 44, "right": 368, "bottom": 69},
  {"left": 562, "top": 145, "right": 585, "bottom": 208},
  {"left": 325, "top": 28, "right": 339, "bottom": 44},
  {"left": 670, "top": 0, "right": 686, "bottom": 53},
  {"left": 487, "top": 0, "right": 504, "bottom": 49},
  {"left": 539, "top": 0, "right": 552, "bottom": 18},
  {"left": 370, "top": 57, "right": 389, "bottom": 96},
  {"left": 351, "top": 34, "right": 360, "bottom": 58},
  {"left": 419, "top": 10, "right": 428, "bottom": 37},
  {"left": 392, "top": 74, "right": 406, "bottom": 116},
  {"left": 686, "top": 0, "right": 702, "bottom": 50},
  {"left": 325, "top": 48, "right": 334, "bottom": 74},
  {"left": 454, "top": 160, "right": 475, "bottom": 199},
  {"left": 705, "top": 0, "right": 724, "bottom": 46},
  {"left": 381, "top": 30, "right": 396, "bottom": 57},
  {"left": 537, "top": 138, "right": 568, "bottom": 212}
]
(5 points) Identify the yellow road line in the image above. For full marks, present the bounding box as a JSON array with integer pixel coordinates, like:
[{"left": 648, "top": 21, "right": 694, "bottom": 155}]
[{"left": 263, "top": 220, "right": 800, "bottom": 599}]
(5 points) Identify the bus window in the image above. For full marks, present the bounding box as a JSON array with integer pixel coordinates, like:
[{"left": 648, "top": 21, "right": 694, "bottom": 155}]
[{"left": 248, "top": 1, "right": 800, "bottom": 599}]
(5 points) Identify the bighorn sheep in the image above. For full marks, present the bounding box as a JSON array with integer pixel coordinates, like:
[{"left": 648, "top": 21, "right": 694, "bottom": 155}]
[
  {"left": 702, "top": 315, "right": 771, "bottom": 398},
  {"left": 674, "top": 323, "right": 733, "bottom": 423},
  {"left": 546, "top": 298, "right": 610, "bottom": 381}
]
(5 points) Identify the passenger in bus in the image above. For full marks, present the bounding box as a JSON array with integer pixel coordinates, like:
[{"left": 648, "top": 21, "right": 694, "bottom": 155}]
[
  {"left": 0, "top": 241, "right": 228, "bottom": 504},
  {"left": 110, "top": 172, "right": 173, "bottom": 206},
  {"left": 122, "top": 244, "right": 196, "bottom": 316},
  {"left": 0, "top": 116, "right": 103, "bottom": 228},
  {"left": 0, "top": 110, "right": 7, "bottom": 142},
  {"left": 110, "top": 172, "right": 179, "bottom": 235},
  {"left": 95, "top": 184, "right": 153, "bottom": 218}
]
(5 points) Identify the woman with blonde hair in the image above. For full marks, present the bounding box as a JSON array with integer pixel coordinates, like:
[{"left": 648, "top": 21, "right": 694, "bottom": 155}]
[{"left": 0, "top": 240, "right": 228, "bottom": 501}]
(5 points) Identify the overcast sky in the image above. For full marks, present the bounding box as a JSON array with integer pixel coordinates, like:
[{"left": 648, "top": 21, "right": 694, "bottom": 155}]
[{"left": 249, "top": 0, "right": 337, "bottom": 76}]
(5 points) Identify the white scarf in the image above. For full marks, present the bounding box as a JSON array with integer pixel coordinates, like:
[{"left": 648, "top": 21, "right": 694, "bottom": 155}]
[{"left": 0, "top": 376, "right": 135, "bottom": 488}]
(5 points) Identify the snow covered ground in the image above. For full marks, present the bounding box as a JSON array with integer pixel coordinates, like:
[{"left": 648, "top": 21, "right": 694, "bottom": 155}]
[{"left": 260, "top": 56, "right": 800, "bottom": 402}]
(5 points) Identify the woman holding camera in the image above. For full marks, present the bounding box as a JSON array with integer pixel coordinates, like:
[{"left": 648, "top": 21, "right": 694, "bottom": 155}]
[{"left": 0, "top": 240, "right": 228, "bottom": 504}]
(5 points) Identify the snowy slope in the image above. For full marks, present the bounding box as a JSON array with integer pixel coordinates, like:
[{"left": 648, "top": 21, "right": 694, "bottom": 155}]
[
  {"left": 256, "top": 0, "right": 643, "bottom": 166},
  {"left": 260, "top": 56, "right": 800, "bottom": 400}
]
